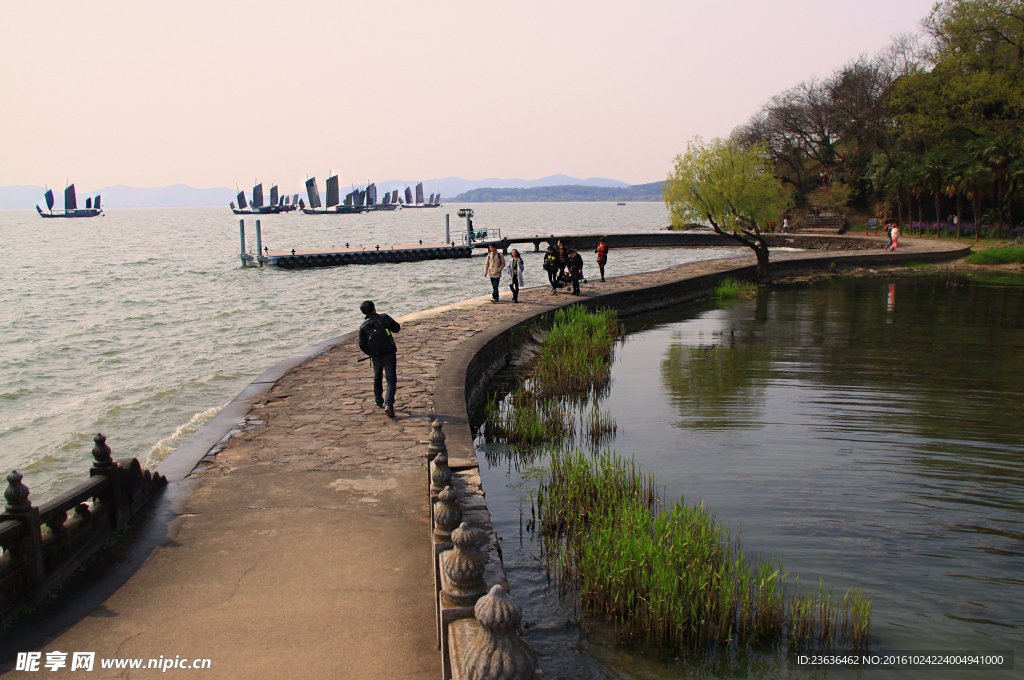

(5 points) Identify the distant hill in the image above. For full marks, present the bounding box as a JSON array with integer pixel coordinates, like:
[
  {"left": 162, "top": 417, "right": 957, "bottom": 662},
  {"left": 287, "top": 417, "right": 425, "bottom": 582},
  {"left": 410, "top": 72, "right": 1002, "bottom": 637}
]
[{"left": 452, "top": 182, "right": 664, "bottom": 202}]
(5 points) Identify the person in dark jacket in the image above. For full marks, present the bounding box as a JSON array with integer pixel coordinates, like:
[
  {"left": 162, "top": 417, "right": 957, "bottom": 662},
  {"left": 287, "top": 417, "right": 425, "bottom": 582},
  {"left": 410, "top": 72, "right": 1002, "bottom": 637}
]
[
  {"left": 358, "top": 300, "right": 401, "bottom": 417},
  {"left": 543, "top": 246, "right": 560, "bottom": 294},
  {"left": 557, "top": 239, "right": 571, "bottom": 277},
  {"left": 568, "top": 249, "right": 584, "bottom": 295}
]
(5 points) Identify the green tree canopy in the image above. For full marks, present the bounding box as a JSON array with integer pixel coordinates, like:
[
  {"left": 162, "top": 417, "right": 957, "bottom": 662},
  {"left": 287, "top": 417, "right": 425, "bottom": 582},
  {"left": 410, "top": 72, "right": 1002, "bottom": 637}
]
[{"left": 664, "top": 137, "right": 789, "bottom": 280}]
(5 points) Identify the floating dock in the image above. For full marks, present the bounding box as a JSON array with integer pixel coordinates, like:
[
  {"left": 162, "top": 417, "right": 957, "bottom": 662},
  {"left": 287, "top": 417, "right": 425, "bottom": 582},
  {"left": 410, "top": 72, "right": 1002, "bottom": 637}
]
[{"left": 262, "top": 244, "right": 472, "bottom": 269}]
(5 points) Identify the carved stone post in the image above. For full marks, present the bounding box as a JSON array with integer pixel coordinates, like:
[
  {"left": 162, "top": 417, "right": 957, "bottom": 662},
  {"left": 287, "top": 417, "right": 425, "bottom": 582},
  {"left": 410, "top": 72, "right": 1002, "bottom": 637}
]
[
  {"left": 428, "top": 419, "right": 447, "bottom": 458},
  {"left": 431, "top": 452, "right": 452, "bottom": 499},
  {"left": 89, "top": 433, "right": 128, "bottom": 529},
  {"left": 454, "top": 585, "right": 540, "bottom": 680},
  {"left": 1, "top": 471, "right": 47, "bottom": 604},
  {"left": 433, "top": 486, "right": 463, "bottom": 543},
  {"left": 441, "top": 523, "right": 487, "bottom": 607}
]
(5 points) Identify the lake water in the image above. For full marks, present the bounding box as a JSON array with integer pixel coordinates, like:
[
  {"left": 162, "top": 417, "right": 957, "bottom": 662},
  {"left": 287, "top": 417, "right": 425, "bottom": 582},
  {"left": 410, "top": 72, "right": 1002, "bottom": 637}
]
[
  {"left": 477, "top": 276, "right": 1024, "bottom": 679},
  {"left": 0, "top": 201, "right": 755, "bottom": 503}
]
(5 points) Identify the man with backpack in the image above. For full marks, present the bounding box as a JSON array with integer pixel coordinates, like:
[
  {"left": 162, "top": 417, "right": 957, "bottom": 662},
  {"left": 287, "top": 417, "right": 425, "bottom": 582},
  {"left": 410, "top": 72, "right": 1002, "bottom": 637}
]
[{"left": 358, "top": 300, "right": 401, "bottom": 417}]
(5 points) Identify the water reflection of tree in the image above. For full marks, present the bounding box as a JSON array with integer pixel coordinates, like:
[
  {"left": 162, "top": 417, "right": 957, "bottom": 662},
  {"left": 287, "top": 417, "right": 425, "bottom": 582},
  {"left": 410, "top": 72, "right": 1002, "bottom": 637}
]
[{"left": 660, "top": 338, "right": 772, "bottom": 429}]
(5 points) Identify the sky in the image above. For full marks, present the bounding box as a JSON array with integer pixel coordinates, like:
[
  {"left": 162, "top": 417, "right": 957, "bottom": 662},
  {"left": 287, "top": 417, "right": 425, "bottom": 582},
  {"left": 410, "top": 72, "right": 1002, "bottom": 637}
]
[{"left": 0, "top": 0, "right": 937, "bottom": 191}]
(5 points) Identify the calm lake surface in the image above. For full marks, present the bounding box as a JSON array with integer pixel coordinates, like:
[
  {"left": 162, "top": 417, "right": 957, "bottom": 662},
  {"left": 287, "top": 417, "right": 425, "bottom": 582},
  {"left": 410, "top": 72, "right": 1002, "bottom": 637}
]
[
  {"left": 0, "top": 202, "right": 754, "bottom": 502},
  {"left": 477, "top": 276, "right": 1024, "bottom": 680}
]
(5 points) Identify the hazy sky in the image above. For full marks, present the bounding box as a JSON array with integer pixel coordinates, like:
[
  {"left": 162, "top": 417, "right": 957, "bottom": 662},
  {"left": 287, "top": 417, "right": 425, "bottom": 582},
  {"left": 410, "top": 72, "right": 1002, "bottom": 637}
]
[{"left": 1, "top": 0, "right": 936, "bottom": 191}]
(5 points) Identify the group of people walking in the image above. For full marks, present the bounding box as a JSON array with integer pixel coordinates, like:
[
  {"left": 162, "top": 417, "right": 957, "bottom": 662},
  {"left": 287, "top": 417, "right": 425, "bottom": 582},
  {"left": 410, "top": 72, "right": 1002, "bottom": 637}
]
[
  {"left": 484, "top": 237, "right": 609, "bottom": 302},
  {"left": 884, "top": 223, "right": 900, "bottom": 251}
]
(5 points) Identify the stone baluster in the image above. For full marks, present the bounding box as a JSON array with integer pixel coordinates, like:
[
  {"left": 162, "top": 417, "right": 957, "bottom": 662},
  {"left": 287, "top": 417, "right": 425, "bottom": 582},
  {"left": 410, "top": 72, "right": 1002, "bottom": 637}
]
[
  {"left": 433, "top": 486, "right": 463, "bottom": 543},
  {"left": 456, "top": 585, "right": 539, "bottom": 680},
  {"left": 89, "top": 433, "right": 129, "bottom": 528},
  {"left": 441, "top": 522, "right": 487, "bottom": 607},
  {"left": 1, "top": 470, "right": 47, "bottom": 604},
  {"left": 431, "top": 451, "right": 452, "bottom": 499},
  {"left": 428, "top": 419, "right": 447, "bottom": 458}
]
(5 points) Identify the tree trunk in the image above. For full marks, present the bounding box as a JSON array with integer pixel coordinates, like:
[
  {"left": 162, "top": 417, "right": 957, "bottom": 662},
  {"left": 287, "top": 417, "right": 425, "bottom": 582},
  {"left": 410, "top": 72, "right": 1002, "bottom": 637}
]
[
  {"left": 934, "top": 189, "right": 942, "bottom": 238},
  {"left": 956, "top": 192, "right": 963, "bottom": 240},
  {"left": 996, "top": 179, "right": 1003, "bottom": 237},
  {"left": 973, "top": 187, "right": 981, "bottom": 243},
  {"left": 918, "top": 197, "right": 924, "bottom": 236},
  {"left": 897, "top": 187, "right": 904, "bottom": 229},
  {"left": 754, "top": 242, "right": 771, "bottom": 283}
]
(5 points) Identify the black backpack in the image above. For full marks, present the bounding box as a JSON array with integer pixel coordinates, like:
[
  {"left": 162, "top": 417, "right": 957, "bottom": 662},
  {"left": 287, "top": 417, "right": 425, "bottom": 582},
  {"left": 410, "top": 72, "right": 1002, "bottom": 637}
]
[{"left": 361, "top": 316, "right": 394, "bottom": 356}]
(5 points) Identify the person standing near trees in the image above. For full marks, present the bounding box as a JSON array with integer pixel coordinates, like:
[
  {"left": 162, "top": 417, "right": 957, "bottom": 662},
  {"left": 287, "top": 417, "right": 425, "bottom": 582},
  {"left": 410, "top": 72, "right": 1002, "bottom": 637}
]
[
  {"left": 595, "top": 237, "right": 609, "bottom": 282},
  {"left": 890, "top": 224, "right": 900, "bottom": 251},
  {"left": 507, "top": 249, "right": 524, "bottom": 303},
  {"left": 358, "top": 300, "right": 401, "bottom": 418},
  {"left": 484, "top": 244, "right": 505, "bottom": 303},
  {"left": 544, "top": 245, "right": 560, "bottom": 294},
  {"left": 782, "top": 217, "right": 790, "bottom": 233},
  {"left": 556, "top": 239, "right": 571, "bottom": 277}
]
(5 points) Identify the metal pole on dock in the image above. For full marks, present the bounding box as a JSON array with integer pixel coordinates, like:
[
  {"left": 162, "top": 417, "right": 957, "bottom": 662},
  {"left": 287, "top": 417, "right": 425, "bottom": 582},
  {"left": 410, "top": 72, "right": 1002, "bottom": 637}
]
[
  {"left": 255, "top": 220, "right": 263, "bottom": 268},
  {"left": 445, "top": 214, "right": 450, "bottom": 245},
  {"left": 239, "top": 219, "right": 246, "bottom": 267}
]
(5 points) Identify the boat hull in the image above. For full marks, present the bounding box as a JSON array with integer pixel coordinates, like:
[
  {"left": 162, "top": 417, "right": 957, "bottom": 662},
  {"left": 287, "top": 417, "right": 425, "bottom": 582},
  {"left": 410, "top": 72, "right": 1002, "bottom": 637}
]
[
  {"left": 302, "top": 207, "right": 369, "bottom": 215},
  {"left": 36, "top": 206, "right": 103, "bottom": 218}
]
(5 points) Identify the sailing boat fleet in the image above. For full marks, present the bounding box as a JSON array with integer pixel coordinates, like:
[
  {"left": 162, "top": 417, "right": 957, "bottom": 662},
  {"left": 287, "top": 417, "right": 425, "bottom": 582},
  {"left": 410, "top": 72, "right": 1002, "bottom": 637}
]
[
  {"left": 36, "top": 184, "right": 103, "bottom": 218},
  {"left": 236, "top": 178, "right": 440, "bottom": 216}
]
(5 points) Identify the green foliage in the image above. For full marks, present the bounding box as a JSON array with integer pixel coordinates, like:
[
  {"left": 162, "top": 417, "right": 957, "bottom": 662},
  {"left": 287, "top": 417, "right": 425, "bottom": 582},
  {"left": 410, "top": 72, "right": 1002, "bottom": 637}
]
[
  {"left": 965, "top": 245, "right": 1024, "bottom": 263},
  {"left": 712, "top": 278, "right": 758, "bottom": 299},
  {"left": 665, "top": 137, "right": 789, "bottom": 235},
  {"left": 534, "top": 449, "right": 872, "bottom": 651}
]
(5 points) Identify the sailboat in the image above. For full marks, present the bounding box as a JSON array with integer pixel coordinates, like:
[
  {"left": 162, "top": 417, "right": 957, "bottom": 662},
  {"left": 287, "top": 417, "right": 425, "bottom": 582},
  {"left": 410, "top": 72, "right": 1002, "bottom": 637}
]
[
  {"left": 231, "top": 183, "right": 296, "bottom": 214},
  {"left": 402, "top": 182, "right": 441, "bottom": 208},
  {"left": 36, "top": 184, "right": 103, "bottom": 218},
  {"left": 365, "top": 182, "right": 399, "bottom": 211},
  {"left": 302, "top": 175, "right": 368, "bottom": 214}
]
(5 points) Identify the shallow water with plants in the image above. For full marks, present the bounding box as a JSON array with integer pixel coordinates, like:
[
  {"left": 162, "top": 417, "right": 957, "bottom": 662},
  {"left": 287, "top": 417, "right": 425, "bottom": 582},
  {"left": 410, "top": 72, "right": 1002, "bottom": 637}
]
[{"left": 475, "top": 276, "right": 1024, "bottom": 679}]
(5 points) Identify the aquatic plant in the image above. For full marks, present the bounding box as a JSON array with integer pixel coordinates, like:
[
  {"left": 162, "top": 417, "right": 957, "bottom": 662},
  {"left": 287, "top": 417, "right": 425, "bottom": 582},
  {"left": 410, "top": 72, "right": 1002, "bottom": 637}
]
[
  {"left": 712, "top": 278, "right": 758, "bottom": 299},
  {"left": 533, "top": 449, "right": 872, "bottom": 653}
]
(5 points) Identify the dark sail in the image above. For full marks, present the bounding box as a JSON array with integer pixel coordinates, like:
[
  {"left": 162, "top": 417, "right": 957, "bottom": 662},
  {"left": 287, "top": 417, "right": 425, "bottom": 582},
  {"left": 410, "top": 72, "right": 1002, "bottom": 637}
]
[
  {"left": 293, "top": 193, "right": 299, "bottom": 205},
  {"left": 45, "top": 189, "right": 54, "bottom": 211},
  {"left": 86, "top": 197, "right": 92, "bottom": 209},
  {"left": 326, "top": 175, "right": 340, "bottom": 208},
  {"left": 382, "top": 191, "right": 390, "bottom": 205},
  {"left": 94, "top": 195, "right": 101, "bottom": 209},
  {"left": 415, "top": 182, "right": 423, "bottom": 205},
  {"left": 355, "top": 190, "right": 365, "bottom": 207},
  {"left": 65, "top": 184, "right": 77, "bottom": 210},
  {"left": 367, "top": 183, "right": 377, "bottom": 206},
  {"left": 231, "top": 201, "right": 237, "bottom": 210},
  {"left": 283, "top": 195, "right": 289, "bottom": 205},
  {"left": 305, "top": 178, "right": 322, "bottom": 209},
  {"left": 299, "top": 198, "right": 306, "bottom": 209},
  {"left": 253, "top": 183, "right": 264, "bottom": 208},
  {"left": 237, "top": 190, "right": 246, "bottom": 209},
  {"left": 391, "top": 189, "right": 398, "bottom": 204},
  {"left": 270, "top": 185, "right": 279, "bottom": 206},
  {"left": 404, "top": 186, "right": 412, "bottom": 204},
  {"left": 344, "top": 191, "right": 353, "bottom": 207}
]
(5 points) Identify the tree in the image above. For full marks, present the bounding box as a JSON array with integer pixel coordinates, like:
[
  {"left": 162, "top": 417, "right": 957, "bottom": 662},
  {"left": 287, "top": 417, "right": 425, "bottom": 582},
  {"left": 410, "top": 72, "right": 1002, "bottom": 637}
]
[{"left": 665, "top": 137, "right": 790, "bottom": 281}]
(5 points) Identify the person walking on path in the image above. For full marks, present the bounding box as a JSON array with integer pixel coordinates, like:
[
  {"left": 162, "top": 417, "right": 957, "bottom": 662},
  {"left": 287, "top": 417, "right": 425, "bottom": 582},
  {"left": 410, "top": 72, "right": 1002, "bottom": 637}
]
[
  {"left": 358, "top": 300, "right": 401, "bottom": 418},
  {"left": 507, "top": 249, "right": 524, "bottom": 303},
  {"left": 568, "top": 248, "right": 584, "bottom": 296},
  {"left": 557, "top": 239, "right": 571, "bottom": 277},
  {"left": 484, "top": 244, "right": 505, "bottom": 303},
  {"left": 544, "top": 245, "right": 560, "bottom": 294},
  {"left": 595, "top": 237, "right": 609, "bottom": 282},
  {"left": 889, "top": 224, "right": 900, "bottom": 251},
  {"left": 782, "top": 217, "right": 790, "bottom": 233}
]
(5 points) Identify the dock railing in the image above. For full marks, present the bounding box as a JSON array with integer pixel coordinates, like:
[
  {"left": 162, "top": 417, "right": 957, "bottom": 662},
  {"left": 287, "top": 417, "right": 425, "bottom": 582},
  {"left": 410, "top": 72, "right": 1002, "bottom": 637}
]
[{"left": 0, "top": 434, "right": 166, "bottom": 626}]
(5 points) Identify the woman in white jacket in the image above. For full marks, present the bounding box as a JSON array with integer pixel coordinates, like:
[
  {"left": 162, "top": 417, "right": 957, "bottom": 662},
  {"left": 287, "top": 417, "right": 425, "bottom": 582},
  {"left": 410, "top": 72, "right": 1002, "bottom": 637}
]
[{"left": 506, "top": 249, "right": 525, "bottom": 303}]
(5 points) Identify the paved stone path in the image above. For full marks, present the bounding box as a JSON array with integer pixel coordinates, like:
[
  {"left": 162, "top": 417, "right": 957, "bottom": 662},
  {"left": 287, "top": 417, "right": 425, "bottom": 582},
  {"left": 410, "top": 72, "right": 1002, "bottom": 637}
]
[{"left": 5, "top": 236, "right": 966, "bottom": 680}]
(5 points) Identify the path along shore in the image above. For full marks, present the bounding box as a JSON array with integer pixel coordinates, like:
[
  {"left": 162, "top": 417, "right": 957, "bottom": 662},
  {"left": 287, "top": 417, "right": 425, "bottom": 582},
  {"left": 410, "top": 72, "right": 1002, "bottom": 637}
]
[{"left": 2, "top": 236, "right": 970, "bottom": 679}]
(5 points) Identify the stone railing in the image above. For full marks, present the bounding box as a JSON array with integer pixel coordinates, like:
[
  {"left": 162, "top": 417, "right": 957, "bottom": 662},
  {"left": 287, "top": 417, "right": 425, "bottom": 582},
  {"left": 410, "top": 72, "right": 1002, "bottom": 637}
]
[
  {"left": 0, "top": 434, "right": 167, "bottom": 626},
  {"left": 426, "top": 421, "right": 541, "bottom": 680}
]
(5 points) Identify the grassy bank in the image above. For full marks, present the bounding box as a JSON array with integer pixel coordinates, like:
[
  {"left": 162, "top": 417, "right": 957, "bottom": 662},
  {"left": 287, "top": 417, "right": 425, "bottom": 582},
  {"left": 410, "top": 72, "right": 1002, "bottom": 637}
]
[
  {"left": 534, "top": 450, "right": 872, "bottom": 652},
  {"left": 964, "top": 246, "right": 1024, "bottom": 265}
]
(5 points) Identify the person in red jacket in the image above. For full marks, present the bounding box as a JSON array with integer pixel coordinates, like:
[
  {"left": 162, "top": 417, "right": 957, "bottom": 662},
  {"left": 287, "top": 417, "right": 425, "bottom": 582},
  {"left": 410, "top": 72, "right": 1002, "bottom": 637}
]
[{"left": 595, "top": 237, "right": 608, "bottom": 282}]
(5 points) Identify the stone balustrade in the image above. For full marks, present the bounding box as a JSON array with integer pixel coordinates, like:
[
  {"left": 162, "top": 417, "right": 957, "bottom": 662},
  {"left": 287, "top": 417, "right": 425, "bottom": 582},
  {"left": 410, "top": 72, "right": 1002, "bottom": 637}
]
[{"left": 0, "top": 434, "right": 166, "bottom": 626}]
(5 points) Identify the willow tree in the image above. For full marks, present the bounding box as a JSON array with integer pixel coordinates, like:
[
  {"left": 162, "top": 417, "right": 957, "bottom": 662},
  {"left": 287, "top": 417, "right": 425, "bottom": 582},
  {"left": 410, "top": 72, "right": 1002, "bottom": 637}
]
[{"left": 665, "top": 137, "right": 789, "bottom": 281}]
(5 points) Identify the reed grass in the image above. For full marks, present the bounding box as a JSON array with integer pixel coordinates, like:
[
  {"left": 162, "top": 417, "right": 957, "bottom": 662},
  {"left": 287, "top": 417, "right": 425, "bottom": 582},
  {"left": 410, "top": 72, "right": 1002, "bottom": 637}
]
[
  {"left": 712, "top": 278, "right": 758, "bottom": 299},
  {"left": 964, "top": 246, "right": 1024, "bottom": 265},
  {"left": 533, "top": 449, "right": 871, "bottom": 652}
]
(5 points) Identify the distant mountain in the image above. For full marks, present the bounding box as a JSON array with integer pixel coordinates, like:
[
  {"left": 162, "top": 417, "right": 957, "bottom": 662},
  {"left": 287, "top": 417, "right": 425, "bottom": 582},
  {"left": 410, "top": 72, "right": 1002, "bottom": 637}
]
[
  {"left": 452, "top": 182, "right": 664, "bottom": 203},
  {"left": 0, "top": 184, "right": 234, "bottom": 209},
  {"left": 365, "top": 175, "right": 630, "bottom": 200}
]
